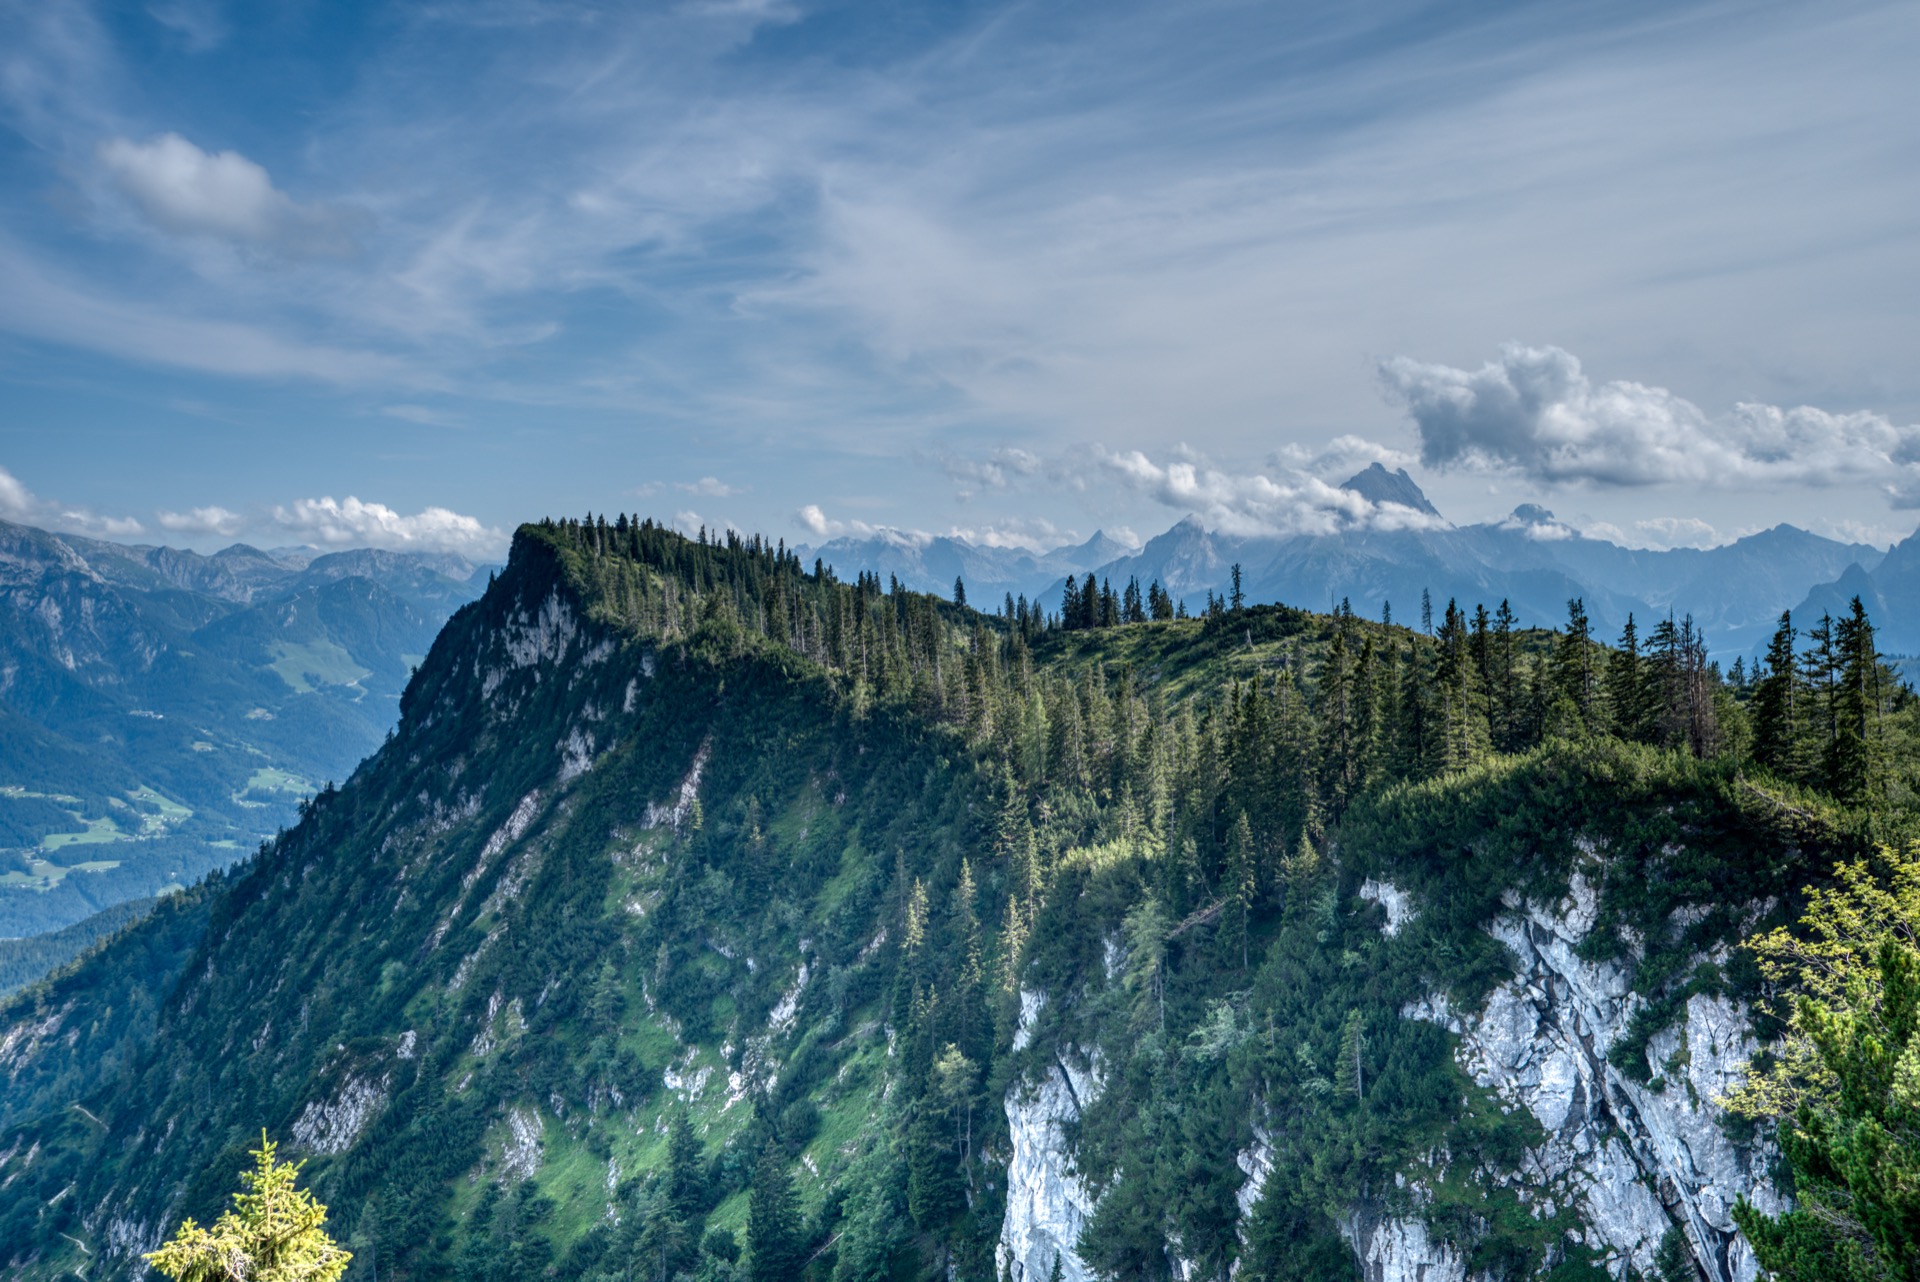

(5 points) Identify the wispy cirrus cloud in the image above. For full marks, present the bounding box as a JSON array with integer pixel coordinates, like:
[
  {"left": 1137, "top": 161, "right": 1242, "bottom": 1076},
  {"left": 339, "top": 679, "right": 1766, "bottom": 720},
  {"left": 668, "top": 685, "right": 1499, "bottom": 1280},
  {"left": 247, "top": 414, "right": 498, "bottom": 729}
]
[{"left": 0, "top": 0, "right": 1915, "bottom": 545}]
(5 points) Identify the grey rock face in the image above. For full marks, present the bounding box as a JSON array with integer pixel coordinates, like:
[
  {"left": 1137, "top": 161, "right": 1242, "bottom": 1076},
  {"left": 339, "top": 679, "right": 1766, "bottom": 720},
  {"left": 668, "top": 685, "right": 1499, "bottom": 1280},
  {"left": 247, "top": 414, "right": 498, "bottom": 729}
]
[
  {"left": 1000, "top": 991, "right": 1101, "bottom": 1282},
  {"left": 1398, "top": 872, "right": 1782, "bottom": 1281},
  {"left": 995, "top": 870, "right": 1784, "bottom": 1282}
]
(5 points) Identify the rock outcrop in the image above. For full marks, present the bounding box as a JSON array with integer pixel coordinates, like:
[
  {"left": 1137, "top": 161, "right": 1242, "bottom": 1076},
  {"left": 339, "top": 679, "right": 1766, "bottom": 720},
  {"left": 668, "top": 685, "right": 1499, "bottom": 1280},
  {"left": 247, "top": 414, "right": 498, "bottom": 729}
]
[
  {"left": 1000, "top": 994, "right": 1102, "bottom": 1282},
  {"left": 1395, "top": 873, "right": 1781, "bottom": 1281},
  {"left": 998, "top": 873, "right": 1782, "bottom": 1282}
]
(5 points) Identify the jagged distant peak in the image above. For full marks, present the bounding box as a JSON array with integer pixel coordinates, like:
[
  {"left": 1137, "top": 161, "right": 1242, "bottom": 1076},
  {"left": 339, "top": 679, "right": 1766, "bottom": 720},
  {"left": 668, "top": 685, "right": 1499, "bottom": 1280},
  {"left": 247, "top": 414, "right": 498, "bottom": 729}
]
[
  {"left": 1339, "top": 462, "right": 1441, "bottom": 517},
  {"left": 1068, "top": 528, "right": 1139, "bottom": 562}
]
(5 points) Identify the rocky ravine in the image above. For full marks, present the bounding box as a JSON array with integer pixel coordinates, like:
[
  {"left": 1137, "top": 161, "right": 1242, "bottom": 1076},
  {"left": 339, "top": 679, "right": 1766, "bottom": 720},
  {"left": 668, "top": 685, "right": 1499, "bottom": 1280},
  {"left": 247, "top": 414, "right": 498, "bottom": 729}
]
[{"left": 997, "top": 869, "right": 1782, "bottom": 1282}]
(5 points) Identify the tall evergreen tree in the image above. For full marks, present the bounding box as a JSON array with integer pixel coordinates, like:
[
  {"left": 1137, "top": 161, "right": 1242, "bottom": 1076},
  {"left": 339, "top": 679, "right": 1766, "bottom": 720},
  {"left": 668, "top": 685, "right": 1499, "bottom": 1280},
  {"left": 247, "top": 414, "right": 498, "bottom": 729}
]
[
  {"left": 746, "top": 1141, "right": 805, "bottom": 1282},
  {"left": 1605, "top": 614, "right": 1647, "bottom": 742},
  {"left": 1828, "top": 596, "right": 1886, "bottom": 805},
  {"left": 1492, "top": 599, "right": 1520, "bottom": 752},
  {"left": 1432, "top": 599, "right": 1489, "bottom": 770},
  {"left": 1752, "top": 610, "right": 1803, "bottom": 780},
  {"left": 1550, "top": 597, "right": 1597, "bottom": 728},
  {"left": 666, "top": 1110, "right": 706, "bottom": 1223}
]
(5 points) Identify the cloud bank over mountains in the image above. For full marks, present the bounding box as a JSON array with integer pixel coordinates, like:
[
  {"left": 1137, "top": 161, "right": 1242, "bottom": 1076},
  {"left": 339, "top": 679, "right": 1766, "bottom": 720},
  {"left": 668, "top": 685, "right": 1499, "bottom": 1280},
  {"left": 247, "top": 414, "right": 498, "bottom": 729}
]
[
  {"left": 0, "top": 464, "right": 504, "bottom": 557},
  {"left": 1382, "top": 343, "right": 1920, "bottom": 500}
]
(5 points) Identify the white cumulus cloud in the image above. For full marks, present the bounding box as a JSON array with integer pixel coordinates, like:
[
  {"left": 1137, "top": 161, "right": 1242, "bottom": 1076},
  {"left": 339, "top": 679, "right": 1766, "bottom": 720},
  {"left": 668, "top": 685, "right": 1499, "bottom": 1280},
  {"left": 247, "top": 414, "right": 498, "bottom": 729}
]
[
  {"left": 268, "top": 496, "right": 504, "bottom": 556},
  {"left": 1381, "top": 343, "right": 1920, "bottom": 501},
  {"left": 1097, "top": 446, "right": 1450, "bottom": 539},
  {"left": 677, "top": 477, "right": 742, "bottom": 498},
  {"left": 0, "top": 465, "right": 33, "bottom": 521},
  {"left": 0, "top": 463, "right": 145, "bottom": 537},
  {"left": 99, "top": 133, "right": 352, "bottom": 255},
  {"left": 156, "top": 505, "right": 244, "bottom": 537},
  {"left": 794, "top": 504, "right": 933, "bottom": 548}
]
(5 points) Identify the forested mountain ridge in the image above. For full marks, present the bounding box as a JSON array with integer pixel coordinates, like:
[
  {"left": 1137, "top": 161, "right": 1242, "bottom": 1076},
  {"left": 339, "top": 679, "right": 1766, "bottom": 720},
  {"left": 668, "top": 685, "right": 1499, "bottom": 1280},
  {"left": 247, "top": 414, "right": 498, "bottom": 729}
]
[
  {"left": 1, "top": 516, "right": 1912, "bottom": 1281},
  {"left": 0, "top": 518, "right": 492, "bottom": 940}
]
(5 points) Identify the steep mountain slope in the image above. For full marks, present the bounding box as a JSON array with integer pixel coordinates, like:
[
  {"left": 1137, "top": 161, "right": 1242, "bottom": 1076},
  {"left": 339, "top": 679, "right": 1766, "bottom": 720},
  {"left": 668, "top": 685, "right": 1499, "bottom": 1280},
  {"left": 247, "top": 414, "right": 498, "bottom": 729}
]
[
  {"left": 0, "top": 519, "right": 492, "bottom": 939},
  {"left": 0, "top": 519, "right": 1876, "bottom": 1282}
]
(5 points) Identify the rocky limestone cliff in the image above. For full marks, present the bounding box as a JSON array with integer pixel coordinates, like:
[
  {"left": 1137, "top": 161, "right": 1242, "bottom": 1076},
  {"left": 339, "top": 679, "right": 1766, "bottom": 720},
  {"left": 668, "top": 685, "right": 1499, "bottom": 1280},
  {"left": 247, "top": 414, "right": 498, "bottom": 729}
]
[
  {"left": 1367, "top": 871, "right": 1782, "bottom": 1282},
  {"left": 1000, "top": 992, "right": 1102, "bottom": 1282},
  {"left": 997, "top": 872, "right": 1781, "bottom": 1282}
]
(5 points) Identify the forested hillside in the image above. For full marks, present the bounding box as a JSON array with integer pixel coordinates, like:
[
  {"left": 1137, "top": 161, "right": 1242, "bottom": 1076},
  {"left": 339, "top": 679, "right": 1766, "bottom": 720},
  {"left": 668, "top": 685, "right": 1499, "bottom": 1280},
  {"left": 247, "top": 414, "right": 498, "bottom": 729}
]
[{"left": 2, "top": 516, "right": 1912, "bottom": 1281}]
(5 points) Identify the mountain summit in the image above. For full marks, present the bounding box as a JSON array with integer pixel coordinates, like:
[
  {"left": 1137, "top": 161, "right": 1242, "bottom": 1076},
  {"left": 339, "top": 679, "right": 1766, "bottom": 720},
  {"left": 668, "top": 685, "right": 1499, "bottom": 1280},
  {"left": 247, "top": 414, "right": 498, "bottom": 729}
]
[{"left": 1339, "top": 462, "right": 1442, "bottom": 517}]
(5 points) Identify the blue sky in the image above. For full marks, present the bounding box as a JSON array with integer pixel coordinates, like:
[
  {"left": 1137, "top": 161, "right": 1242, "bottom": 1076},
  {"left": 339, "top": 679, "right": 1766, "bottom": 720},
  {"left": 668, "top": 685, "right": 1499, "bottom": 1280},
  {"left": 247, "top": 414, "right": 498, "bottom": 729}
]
[{"left": 1, "top": 0, "right": 1917, "bottom": 558}]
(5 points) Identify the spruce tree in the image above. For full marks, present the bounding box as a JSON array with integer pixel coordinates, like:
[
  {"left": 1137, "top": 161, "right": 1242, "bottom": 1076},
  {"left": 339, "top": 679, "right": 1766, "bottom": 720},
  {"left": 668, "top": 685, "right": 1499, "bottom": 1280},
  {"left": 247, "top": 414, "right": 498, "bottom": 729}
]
[
  {"left": 1828, "top": 596, "right": 1885, "bottom": 805},
  {"left": 1752, "top": 610, "right": 1802, "bottom": 779},
  {"left": 667, "top": 1110, "right": 706, "bottom": 1223},
  {"left": 1550, "top": 597, "right": 1596, "bottom": 727},
  {"left": 746, "top": 1141, "right": 804, "bottom": 1282},
  {"left": 1226, "top": 812, "right": 1255, "bottom": 969},
  {"left": 146, "top": 1135, "right": 351, "bottom": 1282},
  {"left": 1605, "top": 614, "right": 1646, "bottom": 742}
]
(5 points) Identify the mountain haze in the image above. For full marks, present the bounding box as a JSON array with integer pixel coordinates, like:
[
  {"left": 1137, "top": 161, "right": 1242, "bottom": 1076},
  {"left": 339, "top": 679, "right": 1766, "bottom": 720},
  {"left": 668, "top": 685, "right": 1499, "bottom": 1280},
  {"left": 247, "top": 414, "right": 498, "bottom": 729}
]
[
  {"left": 807, "top": 471, "right": 1888, "bottom": 659},
  {"left": 0, "top": 519, "right": 493, "bottom": 939}
]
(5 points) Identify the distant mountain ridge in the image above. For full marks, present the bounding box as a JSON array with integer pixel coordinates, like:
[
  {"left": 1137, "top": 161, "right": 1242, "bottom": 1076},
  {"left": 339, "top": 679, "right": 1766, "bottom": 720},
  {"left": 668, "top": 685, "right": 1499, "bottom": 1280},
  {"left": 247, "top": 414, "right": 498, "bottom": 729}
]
[
  {"left": 0, "top": 518, "right": 494, "bottom": 940},
  {"left": 807, "top": 469, "right": 1891, "bottom": 658},
  {"left": 799, "top": 525, "right": 1140, "bottom": 605}
]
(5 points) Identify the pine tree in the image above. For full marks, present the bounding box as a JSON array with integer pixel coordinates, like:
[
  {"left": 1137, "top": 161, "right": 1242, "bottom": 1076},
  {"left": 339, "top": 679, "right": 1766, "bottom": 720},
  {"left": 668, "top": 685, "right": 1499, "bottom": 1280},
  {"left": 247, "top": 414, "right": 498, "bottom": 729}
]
[
  {"left": 1432, "top": 599, "right": 1489, "bottom": 770},
  {"left": 1828, "top": 596, "right": 1885, "bottom": 805},
  {"left": 588, "top": 958, "right": 625, "bottom": 1034},
  {"left": 952, "top": 576, "right": 966, "bottom": 608},
  {"left": 1226, "top": 812, "right": 1256, "bottom": 969},
  {"left": 1605, "top": 614, "right": 1647, "bottom": 742},
  {"left": 1491, "top": 599, "right": 1519, "bottom": 751},
  {"left": 1550, "top": 597, "right": 1596, "bottom": 727},
  {"left": 1121, "top": 895, "right": 1169, "bottom": 1032},
  {"left": 1802, "top": 612, "right": 1840, "bottom": 773},
  {"left": 1337, "top": 1010, "right": 1367, "bottom": 1103},
  {"left": 746, "top": 1141, "right": 804, "bottom": 1282},
  {"left": 667, "top": 1109, "right": 706, "bottom": 1223},
  {"left": 1752, "top": 610, "right": 1802, "bottom": 779}
]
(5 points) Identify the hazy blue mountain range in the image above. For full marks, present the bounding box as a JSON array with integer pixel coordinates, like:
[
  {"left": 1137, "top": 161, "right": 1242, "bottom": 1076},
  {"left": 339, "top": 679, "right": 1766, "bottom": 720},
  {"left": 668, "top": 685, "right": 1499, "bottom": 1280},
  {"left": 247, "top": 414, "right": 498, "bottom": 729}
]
[
  {"left": 0, "top": 518, "right": 493, "bottom": 938},
  {"left": 800, "top": 526, "right": 1139, "bottom": 605},
  {"left": 810, "top": 465, "right": 1892, "bottom": 659}
]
